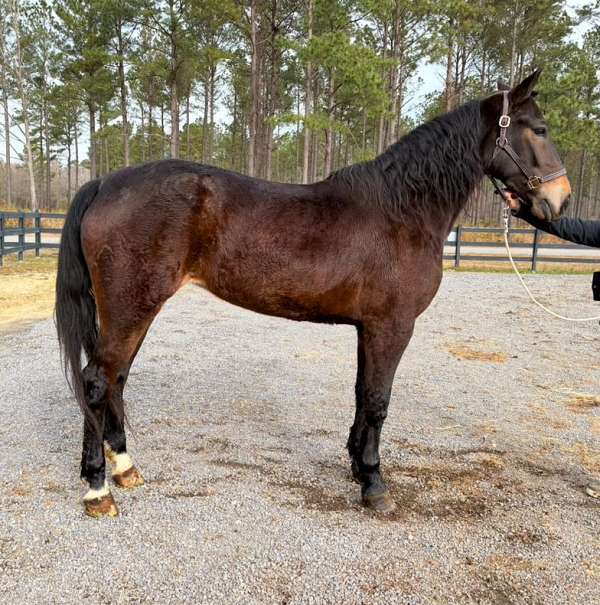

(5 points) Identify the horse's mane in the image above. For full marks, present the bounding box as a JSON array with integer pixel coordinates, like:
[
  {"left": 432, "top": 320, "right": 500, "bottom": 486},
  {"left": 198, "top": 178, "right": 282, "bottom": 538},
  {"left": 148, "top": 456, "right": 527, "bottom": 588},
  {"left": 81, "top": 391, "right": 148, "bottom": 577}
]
[{"left": 328, "top": 100, "right": 483, "bottom": 227}]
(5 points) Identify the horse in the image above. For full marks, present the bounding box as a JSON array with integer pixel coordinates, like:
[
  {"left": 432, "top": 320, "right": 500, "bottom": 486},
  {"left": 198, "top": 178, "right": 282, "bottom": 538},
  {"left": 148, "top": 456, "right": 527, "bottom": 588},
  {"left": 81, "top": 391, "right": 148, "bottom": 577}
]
[{"left": 55, "top": 70, "right": 571, "bottom": 517}]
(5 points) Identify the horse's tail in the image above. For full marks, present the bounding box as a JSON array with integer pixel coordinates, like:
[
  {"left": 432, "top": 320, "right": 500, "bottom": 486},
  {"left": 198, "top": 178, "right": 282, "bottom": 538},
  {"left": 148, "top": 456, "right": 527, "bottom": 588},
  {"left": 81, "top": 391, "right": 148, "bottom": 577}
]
[{"left": 55, "top": 178, "right": 101, "bottom": 425}]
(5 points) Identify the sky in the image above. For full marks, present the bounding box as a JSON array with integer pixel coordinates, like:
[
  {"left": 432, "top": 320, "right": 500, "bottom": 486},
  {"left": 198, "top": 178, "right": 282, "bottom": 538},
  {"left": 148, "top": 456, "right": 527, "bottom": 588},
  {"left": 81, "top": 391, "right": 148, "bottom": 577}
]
[{"left": 0, "top": 0, "right": 595, "bottom": 167}]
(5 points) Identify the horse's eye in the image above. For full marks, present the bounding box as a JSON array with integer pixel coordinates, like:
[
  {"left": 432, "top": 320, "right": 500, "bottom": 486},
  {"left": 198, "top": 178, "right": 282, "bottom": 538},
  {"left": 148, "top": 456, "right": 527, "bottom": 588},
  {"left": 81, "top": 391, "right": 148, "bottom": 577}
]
[{"left": 533, "top": 127, "right": 547, "bottom": 137}]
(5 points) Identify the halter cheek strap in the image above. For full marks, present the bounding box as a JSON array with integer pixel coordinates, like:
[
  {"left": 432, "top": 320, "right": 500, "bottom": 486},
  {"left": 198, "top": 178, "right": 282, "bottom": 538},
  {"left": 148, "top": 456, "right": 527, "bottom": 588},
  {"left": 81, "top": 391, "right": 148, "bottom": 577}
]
[{"left": 488, "top": 91, "right": 566, "bottom": 194}]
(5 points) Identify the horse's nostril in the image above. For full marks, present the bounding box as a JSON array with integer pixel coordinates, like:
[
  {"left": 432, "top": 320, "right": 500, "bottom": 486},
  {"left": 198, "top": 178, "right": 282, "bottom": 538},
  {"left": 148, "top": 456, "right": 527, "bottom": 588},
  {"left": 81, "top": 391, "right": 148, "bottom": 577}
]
[{"left": 562, "top": 195, "right": 571, "bottom": 213}]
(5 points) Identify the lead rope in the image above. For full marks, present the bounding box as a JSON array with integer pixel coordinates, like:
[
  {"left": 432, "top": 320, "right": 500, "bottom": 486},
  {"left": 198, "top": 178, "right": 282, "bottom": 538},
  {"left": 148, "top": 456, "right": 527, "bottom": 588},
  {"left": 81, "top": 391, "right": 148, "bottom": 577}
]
[{"left": 502, "top": 206, "right": 600, "bottom": 322}]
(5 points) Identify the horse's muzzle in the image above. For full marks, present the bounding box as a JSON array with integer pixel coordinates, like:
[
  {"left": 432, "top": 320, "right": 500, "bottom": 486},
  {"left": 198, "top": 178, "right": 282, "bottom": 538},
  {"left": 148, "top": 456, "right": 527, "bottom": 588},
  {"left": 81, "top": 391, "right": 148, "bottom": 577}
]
[{"left": 534, "top": 176, "right": 572, "bottom": 221}]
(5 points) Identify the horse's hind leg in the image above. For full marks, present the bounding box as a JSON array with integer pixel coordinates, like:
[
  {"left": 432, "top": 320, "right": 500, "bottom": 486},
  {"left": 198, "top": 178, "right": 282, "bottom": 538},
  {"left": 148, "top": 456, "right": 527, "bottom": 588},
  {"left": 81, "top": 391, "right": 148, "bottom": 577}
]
[
  {"left": 103, "top": 328, "right": 151, "bottom": 490},
  {"left": 81, "top": 317, "right": 156, "bottom": 517},
  {"left": 348, "top": 321, "right": 414, "bottom": 513}
]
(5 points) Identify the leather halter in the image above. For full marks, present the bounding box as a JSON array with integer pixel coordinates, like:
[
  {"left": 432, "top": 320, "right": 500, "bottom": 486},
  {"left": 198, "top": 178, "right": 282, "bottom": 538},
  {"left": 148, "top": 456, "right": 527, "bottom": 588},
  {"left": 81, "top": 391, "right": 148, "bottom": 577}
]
[{"left": 487, "top": 91, "right": 566, "bottom": 197}]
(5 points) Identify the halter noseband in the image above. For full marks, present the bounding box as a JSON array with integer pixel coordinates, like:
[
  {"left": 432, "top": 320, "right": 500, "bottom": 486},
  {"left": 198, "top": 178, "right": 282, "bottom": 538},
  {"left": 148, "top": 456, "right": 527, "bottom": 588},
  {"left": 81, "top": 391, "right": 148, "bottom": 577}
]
[{"left": 487, "top": 91, "right": 566, "bottom": 199}]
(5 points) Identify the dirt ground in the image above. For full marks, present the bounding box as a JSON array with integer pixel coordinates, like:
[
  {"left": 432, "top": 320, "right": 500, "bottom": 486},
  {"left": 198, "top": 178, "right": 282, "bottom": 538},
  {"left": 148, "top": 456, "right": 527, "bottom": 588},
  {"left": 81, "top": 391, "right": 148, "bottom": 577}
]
[
  {"left": 0, "top": 265, "right": 599, "bottom": 604},
  {"left": 0, "top": 257, "right": 57, "bottom": 331}
]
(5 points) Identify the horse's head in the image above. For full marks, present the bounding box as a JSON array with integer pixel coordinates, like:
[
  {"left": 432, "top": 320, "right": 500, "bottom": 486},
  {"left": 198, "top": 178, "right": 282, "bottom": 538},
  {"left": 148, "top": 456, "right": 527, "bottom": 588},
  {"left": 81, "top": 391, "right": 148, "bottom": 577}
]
[{"left": 481, "top": 69, "right": 571, "bottom": 221}]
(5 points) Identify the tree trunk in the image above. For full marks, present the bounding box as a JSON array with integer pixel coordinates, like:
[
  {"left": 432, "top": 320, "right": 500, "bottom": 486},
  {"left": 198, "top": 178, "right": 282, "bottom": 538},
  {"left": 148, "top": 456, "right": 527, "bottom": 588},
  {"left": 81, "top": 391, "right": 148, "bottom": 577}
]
[
  {"left": 168, "top": 0, "right": 180, "bottom": 159},
  {"left": 387, "top": 3, "right": 401, "bottom": 146},
  {"left": 170, "top": 78, "right": 179, "bottom": 158},
  {"left": 458, "top": 45, "right": 466, "bottom": 105},
  {"left": 147, "top": 103, "right": 151, "bottom": 160},
  {"left": 141, "top": 101, "right": 147, "bottom": 161},
  {"left": 232, "top": 87, "right": 238, "bottom": 170},
  {"left": 185, "top": 92, "right": 191, "bottom": 160},
  {"left": 377, "top": 21, "right": 388, "bottom": 154},
  {"left": 97, "top": 111, "right": 103, "bottom": 176},
  {"left": 74, "top": 121, "right": 79, "bottom": 189},
  {"left": 88, "top": 103, "right": 97, "bottom": 179},
  {"left": 302, "top": 0, "right": 313, "bottom": 183},
  {"left": 104, "top": 120, "right": 110, "bottom": 174},
  {"left": 2, "top": 82, "right": 11, "bottom": 206},
  {"left": 161, "top": 103, "right": 165, "bottom": 159},
  {"left": 248, "top": 0, "right": 259, "bottom": 177},
  {"left": 480, "top": 50, "right": 486, "bottom": 95},
  {"left": 296, "top": 86, "right": 301, "bottom": 182},
  {"left": 202, "top": 78, "right": 209, "bottom": 163},
  {"left": 67, "top": 139, "right": 72, "bottom": 203},
  {"left": 324, "top": 68, "right": 335, "bottom": 176},
  {"left": 445, "top": 22, "right": 455, "bottom": 112},
  {"left": 264, "top": 0, "right": 280, "bottom": 182},
  {"left": 12, "top": 0, "right": 37, "bottom": 210},
  {"left": 116, "top": 18, "right": 130, "bottom": 166},
  {"left": 39, "top": 108, "right": 43, "bottom": 198},
  {"left": 576, "top": 148, "right": 587, "bottom": 218},
  {"left": 44, "top": 97, "right": 51, "bottom": 207},
  {"left": 0, "top": 39, "right": 11, "bottom": 206},
  {"left": 509, "top": 1, "right": 520, "bottom": 86},
  {"left": 209, "top": 66, "right": 216, "bottom": 162}
]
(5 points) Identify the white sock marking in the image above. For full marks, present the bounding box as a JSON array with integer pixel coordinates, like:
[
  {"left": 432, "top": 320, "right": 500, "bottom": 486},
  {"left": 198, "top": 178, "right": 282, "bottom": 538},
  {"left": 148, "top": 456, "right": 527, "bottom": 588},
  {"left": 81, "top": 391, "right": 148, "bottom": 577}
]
[
  {"left": 83, "top": 480, "right": 109, "bottom": 501},
  {"left": 112, "top": 452, "right": 134, "bottom": 476}
]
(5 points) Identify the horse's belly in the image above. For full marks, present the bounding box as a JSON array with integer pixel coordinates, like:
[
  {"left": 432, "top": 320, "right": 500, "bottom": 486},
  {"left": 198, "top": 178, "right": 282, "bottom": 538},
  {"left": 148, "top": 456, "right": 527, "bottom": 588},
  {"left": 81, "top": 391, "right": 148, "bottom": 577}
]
[{"left": 194, "top": 262, "right": 362, "bottom": 324}]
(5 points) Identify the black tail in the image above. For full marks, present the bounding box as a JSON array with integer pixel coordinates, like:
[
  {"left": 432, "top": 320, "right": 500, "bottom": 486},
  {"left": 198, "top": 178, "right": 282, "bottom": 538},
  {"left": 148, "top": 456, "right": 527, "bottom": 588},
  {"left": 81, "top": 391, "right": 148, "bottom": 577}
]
[{"left": 55, "top": 179, "right": 101, "bottom": 425}]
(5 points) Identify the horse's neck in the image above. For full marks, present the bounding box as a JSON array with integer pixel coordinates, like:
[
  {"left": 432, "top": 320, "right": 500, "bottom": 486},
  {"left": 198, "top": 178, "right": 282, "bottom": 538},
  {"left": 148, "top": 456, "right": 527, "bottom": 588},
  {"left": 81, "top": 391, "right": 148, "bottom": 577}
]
[{"left": 375, "top": 101, "right": 483, "bottom": 226}]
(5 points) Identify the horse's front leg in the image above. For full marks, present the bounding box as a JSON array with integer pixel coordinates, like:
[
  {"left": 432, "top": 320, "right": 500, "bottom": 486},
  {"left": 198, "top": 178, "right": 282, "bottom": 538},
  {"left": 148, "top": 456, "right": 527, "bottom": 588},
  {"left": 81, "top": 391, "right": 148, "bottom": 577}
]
[{"left": 348, "top": 321, "right": 414, "bottom": 513}]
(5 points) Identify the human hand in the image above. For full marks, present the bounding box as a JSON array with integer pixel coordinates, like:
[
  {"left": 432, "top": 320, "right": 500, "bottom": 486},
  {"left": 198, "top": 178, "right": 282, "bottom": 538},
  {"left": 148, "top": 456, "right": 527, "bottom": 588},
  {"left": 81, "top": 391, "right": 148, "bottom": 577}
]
[{"left": 504, "top": 190, "right": 522, "bottom": 213}]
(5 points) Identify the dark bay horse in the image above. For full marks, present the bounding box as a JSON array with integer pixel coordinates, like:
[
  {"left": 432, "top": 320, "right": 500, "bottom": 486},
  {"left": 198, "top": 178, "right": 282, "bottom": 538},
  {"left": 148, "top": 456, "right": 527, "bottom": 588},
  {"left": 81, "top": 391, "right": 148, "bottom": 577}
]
[{"left": 56, "top": 70, "right": 570, "bottom": 517}]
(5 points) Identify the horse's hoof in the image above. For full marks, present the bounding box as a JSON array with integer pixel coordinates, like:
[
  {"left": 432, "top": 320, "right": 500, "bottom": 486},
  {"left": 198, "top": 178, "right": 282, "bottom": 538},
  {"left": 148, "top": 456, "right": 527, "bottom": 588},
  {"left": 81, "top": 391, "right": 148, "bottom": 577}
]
[
  {"left": 363, "top": 491, "right": 396, "bottom": 514},
  {"left": 84, "top": 492, "right": 119, "bottom": 518},
  {"left": 113, "top": 466, "right": 145, "bottom": 489}
]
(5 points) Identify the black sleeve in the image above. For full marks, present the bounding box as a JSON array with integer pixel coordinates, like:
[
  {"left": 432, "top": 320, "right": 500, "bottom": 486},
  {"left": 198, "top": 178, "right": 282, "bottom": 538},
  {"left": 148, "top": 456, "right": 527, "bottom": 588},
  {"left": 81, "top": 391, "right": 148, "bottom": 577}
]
[{"left": 514, "top": 205, "right": 600, "bottom": 248}]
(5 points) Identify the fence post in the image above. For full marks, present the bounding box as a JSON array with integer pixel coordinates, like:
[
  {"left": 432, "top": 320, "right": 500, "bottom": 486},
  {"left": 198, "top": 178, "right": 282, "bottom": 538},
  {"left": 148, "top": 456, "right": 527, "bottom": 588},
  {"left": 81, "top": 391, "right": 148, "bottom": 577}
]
[
  {"left": 0, "top": 214, "right": 4, "bottom": 268},
  {"left": 454, "top": 225, "right": 462, "bottom": 268},
  {"left": 531, "top": 229, "right": 540, "bottom": 272},
  {"left": 34, "top": 210, "right": 41, "bottom": 257},
  {"left": 18, "top": 213, "right": 24, "bottom": 261}
]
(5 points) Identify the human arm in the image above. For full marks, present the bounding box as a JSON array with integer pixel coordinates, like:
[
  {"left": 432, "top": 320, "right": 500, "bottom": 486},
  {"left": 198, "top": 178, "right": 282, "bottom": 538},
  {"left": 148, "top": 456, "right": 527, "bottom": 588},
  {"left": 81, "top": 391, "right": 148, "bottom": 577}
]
[{"left": 508, "top": 198, "right": 600, "bottom": 248}]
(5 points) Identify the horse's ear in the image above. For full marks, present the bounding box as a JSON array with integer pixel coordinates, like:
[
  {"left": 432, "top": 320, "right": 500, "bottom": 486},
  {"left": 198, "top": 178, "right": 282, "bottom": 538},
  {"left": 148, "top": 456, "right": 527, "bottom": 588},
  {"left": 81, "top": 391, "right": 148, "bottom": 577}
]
[
  {"left": 497, "top": 79, "right": 510, "bottom": 91},
  {"left": 511, "top": 69, "right": 542, "bottom": 105}
]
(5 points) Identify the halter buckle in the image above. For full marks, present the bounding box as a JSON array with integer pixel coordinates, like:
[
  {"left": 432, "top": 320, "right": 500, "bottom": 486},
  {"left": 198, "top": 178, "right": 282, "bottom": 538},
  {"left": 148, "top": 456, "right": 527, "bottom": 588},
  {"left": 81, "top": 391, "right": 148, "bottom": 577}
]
[
  {"left": 527, "top": 175, "right": 542, "bottom": 190},
  {"left": 499, "top": 115, "right": 511, "bottom": 128}
]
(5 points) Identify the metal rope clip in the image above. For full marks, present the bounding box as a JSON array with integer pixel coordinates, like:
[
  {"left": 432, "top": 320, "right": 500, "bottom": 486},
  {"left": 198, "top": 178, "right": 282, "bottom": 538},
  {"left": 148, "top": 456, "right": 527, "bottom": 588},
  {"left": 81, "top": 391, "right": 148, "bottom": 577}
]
[{"left": 502, "top": 205, "right": 510, "bottom": 235}]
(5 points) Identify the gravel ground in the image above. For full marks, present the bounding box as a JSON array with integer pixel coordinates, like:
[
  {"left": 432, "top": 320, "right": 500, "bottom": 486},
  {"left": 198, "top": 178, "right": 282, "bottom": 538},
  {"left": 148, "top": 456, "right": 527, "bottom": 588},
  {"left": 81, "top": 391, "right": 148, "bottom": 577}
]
[{"left": 0, "top": 271, "right": 598, "bottom": 604}]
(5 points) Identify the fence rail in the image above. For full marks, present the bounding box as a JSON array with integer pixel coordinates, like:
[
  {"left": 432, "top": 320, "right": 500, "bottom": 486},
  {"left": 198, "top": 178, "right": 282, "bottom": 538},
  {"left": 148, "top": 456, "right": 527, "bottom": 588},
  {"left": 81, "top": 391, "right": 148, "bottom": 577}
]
[
  {"left": 0, "top": 211, "right": 64, "bottom": 266},
  {"left": 443, "top": 224, "right": 600, "bottom": 270},
  {"left": 1, "top": 212, "right": 600, "bottom": 270}
]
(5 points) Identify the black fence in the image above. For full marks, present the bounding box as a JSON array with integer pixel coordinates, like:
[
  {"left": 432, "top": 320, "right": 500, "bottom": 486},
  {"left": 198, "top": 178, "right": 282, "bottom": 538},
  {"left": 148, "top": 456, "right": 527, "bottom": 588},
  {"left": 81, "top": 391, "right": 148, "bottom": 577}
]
[
  {"left": 1, "top": 212, "right": 599, "bottom": 270},
  {"left": 445, "top": 225, "right": 600, "bottom": 271},
  {"left": 0, "top": 211, "right": 64, "bottom": 266}
]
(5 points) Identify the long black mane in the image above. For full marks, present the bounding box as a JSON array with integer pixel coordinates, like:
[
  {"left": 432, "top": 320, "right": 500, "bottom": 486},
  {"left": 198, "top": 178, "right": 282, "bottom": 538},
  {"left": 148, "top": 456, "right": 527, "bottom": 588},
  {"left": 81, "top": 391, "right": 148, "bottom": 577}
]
[{"left": 329, "top": 101, "right": 483, "bottom": 227}]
